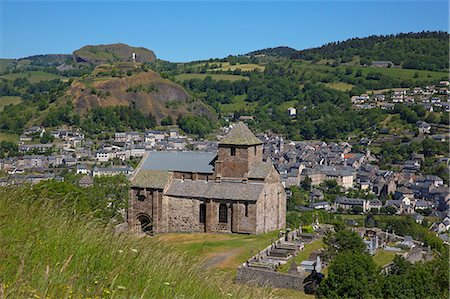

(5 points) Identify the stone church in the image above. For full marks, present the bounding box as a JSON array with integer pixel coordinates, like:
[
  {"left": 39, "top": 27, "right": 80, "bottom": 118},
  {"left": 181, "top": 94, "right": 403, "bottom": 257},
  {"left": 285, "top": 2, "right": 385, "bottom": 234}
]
[{"left": 128, "top": 122, "right": 286, "bottom": 234}]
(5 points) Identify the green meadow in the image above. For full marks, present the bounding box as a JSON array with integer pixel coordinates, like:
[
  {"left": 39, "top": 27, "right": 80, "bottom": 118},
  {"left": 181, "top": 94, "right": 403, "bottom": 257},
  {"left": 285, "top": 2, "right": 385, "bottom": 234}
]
[
  {"left": 175, "top": 73, "right": 248, "bottom": 82},
  {"left": 0, "top": 71, "right": 66, "bottom": 83},
  {"left": 0, "top": 96, "right": 22, "bottom": 111},
  {"left": 0, "top": 188, "right": 274, "bottom": 299}
]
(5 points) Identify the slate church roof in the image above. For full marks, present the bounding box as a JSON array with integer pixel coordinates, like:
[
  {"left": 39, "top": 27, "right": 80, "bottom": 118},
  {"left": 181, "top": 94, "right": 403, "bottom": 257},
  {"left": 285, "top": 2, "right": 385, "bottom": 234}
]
[
  {"left": 131, "top": 170, "right": 172, "bottom": 189},
  {"left": 219, "top": 122, "right": 263, "bottom": 146},
  {"left": 247, "top": 162, "right": 273, "bottom": 179},
  {"left": 166, "top": 180, "right": 265, "bottom": 201},
  {"left": 141, "top": 151, "right": 216, "bottom": 174}
]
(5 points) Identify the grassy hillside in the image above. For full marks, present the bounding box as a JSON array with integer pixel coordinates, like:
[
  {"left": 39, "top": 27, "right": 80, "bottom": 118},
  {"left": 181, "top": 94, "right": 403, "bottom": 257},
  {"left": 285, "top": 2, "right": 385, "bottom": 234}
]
[
  {"left": 213, "top": 62, "right": 265, "bottom": 72},
  {"left": 0, "top": 71, "right": 66, "bottom": 83},
  {"left": 0, "top": 187, "right": 270, "bottom": 299},
  {"left": 175, "top": 73, "right": 248, "bottom": 82},
  {"left": 0, "top": 59, "right": 15, "bottom": 73},
  {"left": 73, "top": 43, "right": 156, "bottom": 65},
  {"left": 0, "top": 96, "right": 22, "bottom": 112}
]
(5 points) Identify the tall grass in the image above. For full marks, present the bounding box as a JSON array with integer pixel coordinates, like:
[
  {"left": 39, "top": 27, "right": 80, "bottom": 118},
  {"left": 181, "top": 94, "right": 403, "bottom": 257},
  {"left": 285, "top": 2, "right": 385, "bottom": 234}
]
[{"left": 0, "top": 187, "right": 269, "bottom": 298}]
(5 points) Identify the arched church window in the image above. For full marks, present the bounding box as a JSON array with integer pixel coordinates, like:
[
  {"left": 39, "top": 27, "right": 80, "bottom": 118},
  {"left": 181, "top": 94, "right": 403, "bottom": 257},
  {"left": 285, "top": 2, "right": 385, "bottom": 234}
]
[
  {"left": 199, "top": 203, "right": 206, "bottom": 223},
  {"left": 219, "top": 203, "right": 228, "bottom": 223}
]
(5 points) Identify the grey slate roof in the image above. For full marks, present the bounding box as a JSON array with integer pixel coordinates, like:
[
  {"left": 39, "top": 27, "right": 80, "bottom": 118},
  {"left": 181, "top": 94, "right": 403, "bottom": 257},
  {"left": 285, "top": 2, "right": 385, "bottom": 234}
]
[
  {"left": 166, "top": 179, "right": 264, "bottom": 201},
  {"left": 335, "top": 196, "right": 364, "bottom": 205},
  {"left": 219, "top": 122, "right": 262, "bottom": 146},
  {"left": 131, "top": 170, "right": 172, "bottom": 189},
  {"left": 247, "top": 162, "right": 272, "bottom": 179},
  {"left": 141, "top": 151, "right": 216, "bottom": 174}
]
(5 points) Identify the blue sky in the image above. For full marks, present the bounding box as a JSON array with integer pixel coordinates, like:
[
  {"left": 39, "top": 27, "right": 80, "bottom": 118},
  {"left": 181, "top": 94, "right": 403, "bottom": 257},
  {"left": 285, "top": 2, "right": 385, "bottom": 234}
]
[{"left": 1, "top": 1, "right": 448, "bottom": 62}]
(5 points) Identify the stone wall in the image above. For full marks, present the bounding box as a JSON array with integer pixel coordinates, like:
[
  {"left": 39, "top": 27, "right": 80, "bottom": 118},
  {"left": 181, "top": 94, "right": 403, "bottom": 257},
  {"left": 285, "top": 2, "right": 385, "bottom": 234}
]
[
  {"left": 236, "top": 266, "right": 305, "bottom": 291},
  {"left": 256, "top": 168, "right": 286, "bottom": 234},
  {"left": 167, "top": 196, "right": 205, "bottom": 233},
  {"left": 208, "top": 200, "right": 232, "bottom": 233},
  {"left": 128, "top": 187, "right": 154, "bottom": 232},
  {"left": 215, "top": 144, "right": 263, "bottom": 179},
  {"left": 232, "top": 201, "right": 257, "bottom": 234}
]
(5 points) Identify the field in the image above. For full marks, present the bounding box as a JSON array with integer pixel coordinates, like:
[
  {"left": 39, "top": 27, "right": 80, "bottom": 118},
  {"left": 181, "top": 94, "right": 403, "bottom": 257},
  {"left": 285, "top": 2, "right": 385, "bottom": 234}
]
[
  {"left": 220, "top": 94, "right": 258, "bottom": 114},
  {"left": 0, "top": 71, "right": 66, "bottom": 83},
  {"left": 157, "top": 232, "right": 314, "bottom": 298},
  {"left": 379, "top": 114, "right": 414, "bottom": 135},
  {"left": 360, "top": 66, "right": 448, "bottom": 81},
  {"left": 0, "top": 132, "right": 19, "bottom": 142},
  {"left": 325, "top": 82, "right": 354, "bottom": 91},
  {"left": 156, "top": 231, "right": 278, "bottom": 272},
  {"left": 175, "top": 73, "right": 248, "bottom": 82},
  {"left": 373, "top": 250, "right": 399, "bottom": 267},
  {"left": 212, "top": 62, "right": 265, "bottom": 72},
  {"left": 220, "top": 94, "right": 257, "bottom": 113},
  {"left": 0, "top": 188, "right": 275, "bottom": 299},
  {"left": 0, "top": 59, "right": 15, "bottom": 73},
  {"left": 0, "top": 96, "right": 22, "bottom": 111}
]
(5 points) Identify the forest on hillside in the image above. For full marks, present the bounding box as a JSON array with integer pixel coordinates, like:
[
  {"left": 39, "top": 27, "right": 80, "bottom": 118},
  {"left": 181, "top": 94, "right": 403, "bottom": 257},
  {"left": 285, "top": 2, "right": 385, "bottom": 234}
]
[{"left": 292, "top": 31, "right": 449, "bottom": 71}]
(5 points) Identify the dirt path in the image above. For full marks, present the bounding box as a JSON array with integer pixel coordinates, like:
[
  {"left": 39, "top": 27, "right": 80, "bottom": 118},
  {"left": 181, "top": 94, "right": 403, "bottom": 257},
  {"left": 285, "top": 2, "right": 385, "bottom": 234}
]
[{"left": 202, "top": 248, "right": 241, "bottom": 269}]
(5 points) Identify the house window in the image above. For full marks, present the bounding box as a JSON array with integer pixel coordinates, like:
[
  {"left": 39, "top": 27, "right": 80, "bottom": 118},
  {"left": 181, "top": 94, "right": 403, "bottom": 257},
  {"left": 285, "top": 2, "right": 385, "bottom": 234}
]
[
  {"left": 230, "top": 147, "right": 236, "bottom": 156},
  {"left": 199, "top": 203, "right": 206, "bottom": 223},
  {"left": 244, "top": 202, "right": 249, "bottom": 217},
  {"left": 219, "top": 203, "right": 228, "bottom": 223}
]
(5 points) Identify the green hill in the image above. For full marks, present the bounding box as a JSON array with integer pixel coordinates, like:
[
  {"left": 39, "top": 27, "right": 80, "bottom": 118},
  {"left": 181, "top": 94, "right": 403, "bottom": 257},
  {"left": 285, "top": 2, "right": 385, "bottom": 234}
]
[
  {"left": 0, "top": 186, "right": 267, "bottom": 298},
  {"left": 68, "top": 62, "right": 215, "bottom": 121},
  {"left": 293, "top": 31, "right": 449, "bottom": 71},
  {"left": 246, "top": 46, "right": 298, "bottom": 58},
  {"left": 73, "top": 43, "right": 156, "bottom": 65}
]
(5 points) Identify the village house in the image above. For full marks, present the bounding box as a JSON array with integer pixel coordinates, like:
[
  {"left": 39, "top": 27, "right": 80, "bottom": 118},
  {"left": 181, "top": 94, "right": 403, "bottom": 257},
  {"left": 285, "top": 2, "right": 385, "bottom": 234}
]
[
  {"left": 128, "top": 122, "right": 286, "bottom": 235},
  {"left": 333, "top": 196, "right": 382, "bottom": 213},
  {"left": 417, "top": 121, "right": 431, "bottom": 134},
  {"left": 76, "top": 164, "right": 89, "bottom": 175},
  {"left": 372, "top": 61, "right": 393, "bottom": 68},
  {"left": 287, "top": 107, "right": 297, "bottom": 117},
  {"left": 93, "top": 166, "right": 133, "bottom": 177}
]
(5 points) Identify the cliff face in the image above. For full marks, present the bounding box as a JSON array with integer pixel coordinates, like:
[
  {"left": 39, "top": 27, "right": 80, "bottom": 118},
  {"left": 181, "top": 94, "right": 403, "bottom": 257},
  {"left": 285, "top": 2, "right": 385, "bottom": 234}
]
[{"left": 68, "top": 66, "right": 214, "bottom": 121}]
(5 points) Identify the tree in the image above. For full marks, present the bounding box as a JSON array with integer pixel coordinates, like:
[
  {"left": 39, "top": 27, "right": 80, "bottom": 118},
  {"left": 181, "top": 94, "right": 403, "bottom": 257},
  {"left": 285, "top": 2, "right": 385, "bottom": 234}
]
[
  {"left": 364, "top": 212, "right": 377, "bottom": 227},
  {"left": 351, "top": 205, "right": 363, "bottom": 214},
  {"left": 300, "top": 176, "right": 312, "bottom": 191},
  {"left": 382, "top": 255, "right": 448, "bottom": 299},
  {"left": 40, "top": 131, "right": 54, "bottom": 144},
  {"left": 385, "top": 205, "right": 398, "bottom": 215},
  {"left": 317, "top": 251, "right": 382, "bottom": 299},
  {"left": 160, "top": 116, "right": 173, "bottom": 126},
  {"left": 323, "top": 229, "right": 367, "bottom": 259}
]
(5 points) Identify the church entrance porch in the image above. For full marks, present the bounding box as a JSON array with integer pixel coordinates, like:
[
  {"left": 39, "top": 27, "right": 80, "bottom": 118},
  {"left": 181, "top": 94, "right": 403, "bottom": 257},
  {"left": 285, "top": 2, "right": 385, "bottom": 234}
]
[{"left": 136, "top": 213, "right": 153, "bottom": 234}]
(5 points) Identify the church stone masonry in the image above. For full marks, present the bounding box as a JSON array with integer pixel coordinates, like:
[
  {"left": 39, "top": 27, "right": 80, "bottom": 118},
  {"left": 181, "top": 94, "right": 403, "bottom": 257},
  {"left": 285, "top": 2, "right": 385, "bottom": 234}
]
[{"left": 128, "top": 122, "right": 286, "bottom": 234}]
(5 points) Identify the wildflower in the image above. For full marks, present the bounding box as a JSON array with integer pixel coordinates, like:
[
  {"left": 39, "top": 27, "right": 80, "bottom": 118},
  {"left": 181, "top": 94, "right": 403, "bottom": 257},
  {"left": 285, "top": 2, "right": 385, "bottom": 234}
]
[{"left": 131, "top": 249, "right": 138, "bottom": 253}]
